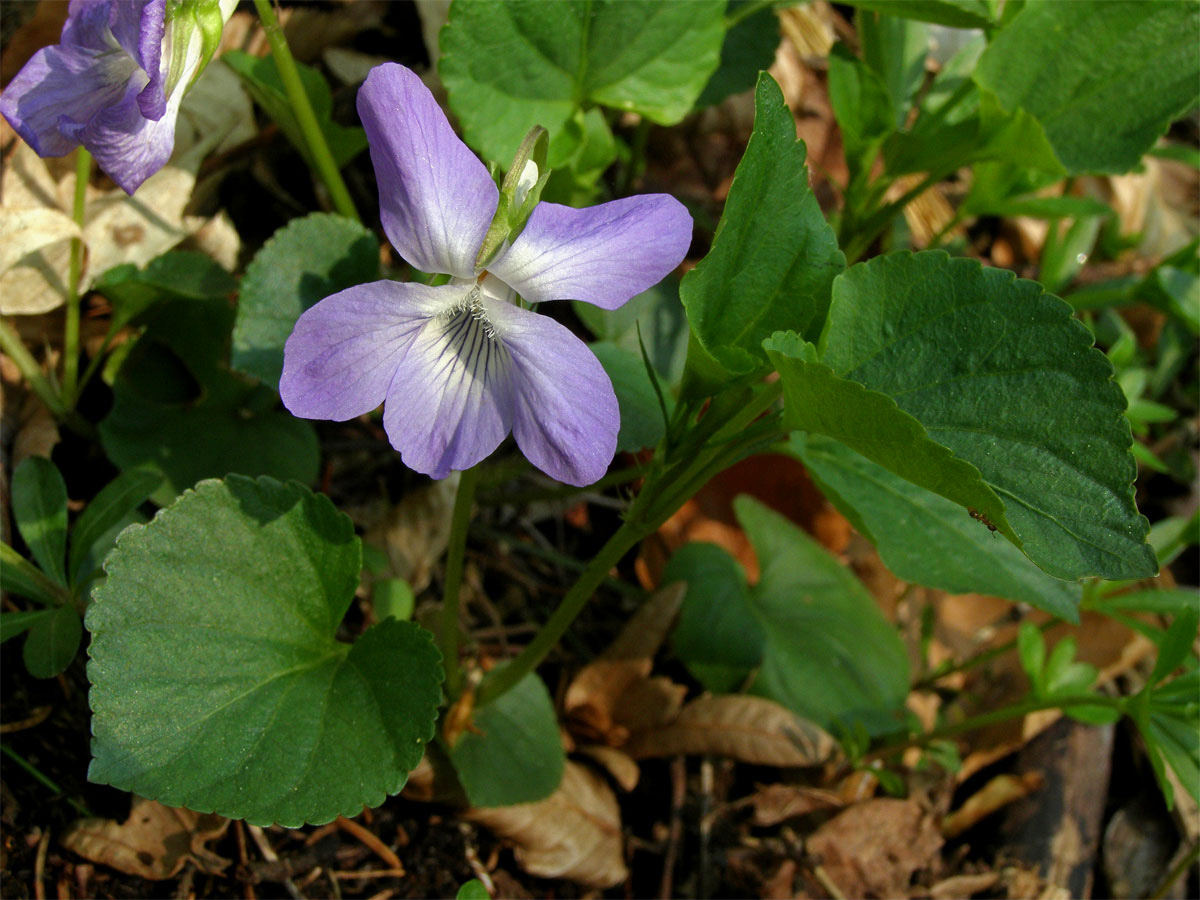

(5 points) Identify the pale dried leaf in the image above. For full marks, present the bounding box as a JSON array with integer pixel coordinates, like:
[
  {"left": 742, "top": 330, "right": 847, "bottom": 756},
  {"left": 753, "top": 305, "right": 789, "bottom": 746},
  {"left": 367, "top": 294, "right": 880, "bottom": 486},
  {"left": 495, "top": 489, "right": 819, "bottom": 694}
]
[
  {"left": 941, "top": 773, "right": 1044, "bottom": 839},
  {"left": 624, "top": 694, "right": 837, "bottom": 766},
  {"left": 807, "top": 798, "right": 943, "bottom": 899},
  {"left": 575, "top": 745, "right": 640, "bottom": 792},
  {"left": 467, "top": 761, "right": 628, "bottom": 889},
  {"left": 603, "top": 582, "right": 685, "bottom": 661},
  {"left": 928, "top": 872, "right": 1001, "bottom": 899},
  {"left": 747, "top": 783, "right": 842, "bottom": 826},
  {"left": 364, "top": 473, "right": 458, "bottom": 592},
  {"left": 178, "top": 210, "right": 241, "bottom": 273},
  {"left": 61, "top": 797, "right": 230, "bottom": 880},
  {"left": 564, "top": 657, "right": 653, "bottom": 741}
]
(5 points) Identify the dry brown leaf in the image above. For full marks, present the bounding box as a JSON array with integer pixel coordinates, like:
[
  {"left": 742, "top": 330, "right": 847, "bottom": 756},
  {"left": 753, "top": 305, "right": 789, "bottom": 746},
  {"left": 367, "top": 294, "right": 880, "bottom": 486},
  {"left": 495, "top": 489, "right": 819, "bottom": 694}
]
[
  {"left": 927, "top": 872, "right": 1001, "bottom": 899},
  {"left": 624, "top": 694, "right": 836, "bottom": 766},
  {"left": 467, "top": 761, "right": 628, "bottom": 889},
  {"left": 61, "top": 797, "right": 230, "bottom": 880},
  {"left": 574, "top": 746, "right": 640, "bottom": 792},
  {"left": 0, "top": 353, "right": 60, "bottom": 468},
  {"left": 746, "top": 783, "right": 843, "bottom": 826},
  {"left": 941, "top": 773, "right": 1045, "bottom": 839},
  {"left": 806, "top": 798, "right": 943, "bottom": 899},
  {"left": 603, "top": 582, "right": 685, "bottom": 661},
  {"left": 364, "top": 473, "right": 458, "bottom": 593}
]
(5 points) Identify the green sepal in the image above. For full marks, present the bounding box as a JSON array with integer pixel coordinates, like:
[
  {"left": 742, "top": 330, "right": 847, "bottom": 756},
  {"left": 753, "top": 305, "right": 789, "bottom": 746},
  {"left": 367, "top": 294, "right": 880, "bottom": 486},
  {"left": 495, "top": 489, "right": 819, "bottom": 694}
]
[{"left": 476, "top": 126, "right": 551, "bottom": 270}]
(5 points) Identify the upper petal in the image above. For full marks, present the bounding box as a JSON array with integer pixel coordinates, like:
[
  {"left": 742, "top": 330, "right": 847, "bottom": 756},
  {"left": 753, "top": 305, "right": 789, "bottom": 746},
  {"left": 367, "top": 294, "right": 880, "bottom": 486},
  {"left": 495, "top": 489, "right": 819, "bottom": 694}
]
[
  {"left": 488, "top": 194, "right": 692, "bottom": 310},
  {"left": 382, "top": 295, "right": 515, "bottom": 479},
  {"left": 281, "top": 280, "right": 455, "bottom": 422},
  {"left": 358, "top": 63, "right": 498, "bottom": 278},
  {"left": 487, "top": 300, "right": 619, "bottom": 486}
]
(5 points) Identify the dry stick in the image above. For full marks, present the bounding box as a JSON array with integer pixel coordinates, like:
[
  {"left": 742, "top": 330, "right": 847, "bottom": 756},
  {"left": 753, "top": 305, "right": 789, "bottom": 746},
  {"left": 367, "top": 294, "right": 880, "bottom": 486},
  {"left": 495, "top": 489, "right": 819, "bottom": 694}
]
[
  {"left": 813, "top": 865, "right": 848, "bottom": 900},
  {"left": 247, "top": 824, "right": 304, "bottom": 900},
  {"left": 334, "top": 816, "right": 404, "bottom": 873},
  {"left": 33, "top": 829, "right": 50, "bottom": 900},
  {"left": 660, "top": 756, "right": 687, "bottom": 900},
  {"left": 698, "top": 756, "right": 715, "bottom": 900},
  {"left": 235, "top": 821, "right": 257, "bottom": 900}
]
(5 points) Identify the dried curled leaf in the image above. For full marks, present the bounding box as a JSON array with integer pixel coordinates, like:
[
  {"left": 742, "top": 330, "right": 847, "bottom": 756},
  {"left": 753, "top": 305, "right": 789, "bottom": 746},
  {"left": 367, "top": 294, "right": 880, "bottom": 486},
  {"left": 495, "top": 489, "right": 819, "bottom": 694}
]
[
  {"left": 623, "top": 694, "right": 837, "bottom": 766},
  {"left": 61, "top": 797, "right": 230, "bottom": 880},
  {"left": 466, "top": 761, "right": 627, "bottom": 888}
]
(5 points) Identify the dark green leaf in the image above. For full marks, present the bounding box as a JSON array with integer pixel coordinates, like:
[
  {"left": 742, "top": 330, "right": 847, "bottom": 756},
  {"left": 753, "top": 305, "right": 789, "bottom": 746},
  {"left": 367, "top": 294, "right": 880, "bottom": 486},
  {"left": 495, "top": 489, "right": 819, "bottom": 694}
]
[
  {"left": 440, "top": 0, "right": 725, "bottom": 163},
  {"left": 666, "top": 542, "right": 762, "bottom": 693},
  {"left": 858, "top": 9, "right": 927, "bottom": 129},
  {"left": 1086, "top": 588, "right": 1199, "bottom": 618},
  {"left": 807, "top": 251, "right": 1156, "bottom": 581},
  {"left": 682, "top": 72, "right": 844, "bottom": 376},
  {"left": 975, "top": 1, "right": 1200, "bottom": 174},
  {"left": 447, "top": 670, "right": 564, "bottom": 807},
  {"left": 1149, "top": 605, "right": 1200, "bottom": 687},
  {"left": 837, "top": 0, "right": 995, "bottom": 29},
  {"left": 232, "top": 213, "right": 379, "bottom": 389},
  {"left": 100, "top": 296, "right": 320, "bottom": 504},
  {"left": 827, "top": 43, "right": 895, "bottom": 175},
  {"left": 23, "top": 604, "right": 82, "bottom": 678},
  {"left": 222, "top": 52, "right": 367, "bottom": 169},
  {"left": 12, "top": 457, "right": 68, "bottom": 585},
  {"left": 590, "top": 342, "right": 673, "bottom": 452},
  {"left": 94, "top": 252, "right": 238, "bottom": 332},
  {"left": 68, "top": 468, "right": 161, "bottom": 584},
  {"left": 574, "top": 279, "right": 689, "bottom": 386},
  {"left": 695, "top": 0, "right": 780, "bottom": 108},
  {"left": 736, "top": 497, "right": 910, "bottom": 736},
  {"left": 1, "top": 609, "right": 55, "bottom": 644},
  {"left": 87, "top": 475, "right": 443, "bottom": 826},
  {"left": 788, "top": 434, "right": 1081, "bottom": 620}
]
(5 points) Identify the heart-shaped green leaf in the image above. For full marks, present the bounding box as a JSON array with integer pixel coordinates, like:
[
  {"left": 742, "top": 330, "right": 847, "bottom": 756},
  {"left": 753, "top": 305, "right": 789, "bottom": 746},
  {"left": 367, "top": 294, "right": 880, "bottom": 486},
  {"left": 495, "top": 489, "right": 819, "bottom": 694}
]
[{"left": 87, "top": 475, "right": 443, "bottom": 826}]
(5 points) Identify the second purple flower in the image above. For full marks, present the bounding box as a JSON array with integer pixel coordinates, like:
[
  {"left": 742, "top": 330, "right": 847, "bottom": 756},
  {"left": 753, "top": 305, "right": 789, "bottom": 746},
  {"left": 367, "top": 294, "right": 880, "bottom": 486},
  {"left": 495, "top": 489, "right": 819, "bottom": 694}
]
[{"left": 280, "top": 64, "right": 692, "bottom": 487}]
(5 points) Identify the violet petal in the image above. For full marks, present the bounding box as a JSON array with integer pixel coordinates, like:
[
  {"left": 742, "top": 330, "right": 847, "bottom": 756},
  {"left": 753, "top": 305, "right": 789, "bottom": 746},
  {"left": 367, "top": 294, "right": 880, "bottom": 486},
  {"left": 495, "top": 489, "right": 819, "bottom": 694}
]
[
  {"left": 381, "top": 290, "right": 515, "bottom": 479},
  {"left": 487, "top": 300, "right": 618, "bottom": 486},
  {"left": 281, "top": 280, "right": 454, "bottom": 422},
  {"left": 489, "top": 194, "right": 692, "bottom": 309},
  {"left": 358, "top": 63, "right": 498, "bottom": 279}
]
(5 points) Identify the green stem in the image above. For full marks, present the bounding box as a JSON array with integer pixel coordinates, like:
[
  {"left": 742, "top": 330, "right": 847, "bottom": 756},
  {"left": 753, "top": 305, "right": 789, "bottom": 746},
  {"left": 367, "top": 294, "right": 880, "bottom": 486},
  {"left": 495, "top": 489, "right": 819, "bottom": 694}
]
[
  {"left": 911, "top": 619, "right": 1064, "bottom": 692},
  {"left": 868, "top": 692, "right": 1124, "bottom": 760},
  {"left": 252, "top": 0, "right": 359, "bottom": 222},
  {"left": 845, "top": 168, "right": 948, "bottom": 263},
  {"left": 0, "top": 744, "right": 91, "bottom": 816},
  {"left": 475, "top": 517, "right": 647, "bottom": 706},
  {"left": 62, "top": 147, "right": 91, "bottom": 408},
  {"left": 477, "top": 463, "right": 647, "bottom": 506},
  {"left": 0, "top": 319, "right": 67, "bottom": 419},
  {"left": 441, "top": 466, "right": 481, "bottom": 699}
]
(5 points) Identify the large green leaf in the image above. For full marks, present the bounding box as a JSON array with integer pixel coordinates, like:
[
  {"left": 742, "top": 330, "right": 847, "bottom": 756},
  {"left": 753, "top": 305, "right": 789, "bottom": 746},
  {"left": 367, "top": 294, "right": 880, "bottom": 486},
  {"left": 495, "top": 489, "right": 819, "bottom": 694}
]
[
  {"left": 100, "top": 295, "right": 319, "bottom": 504},
  {"left": 87, "top": 476, "right": 443, "bottom": 826},
  {"left": 788, "top": 434, "right": 1081, "bottom": 621},
  {"left": 694, "top": 0, "right": 780, "bottom": 109},
  {"left": 93, "top": 252, "right": 237, "bottom": 332},
  {"left": 974, "top": 1, "right": 1200, "bottom": 174},
  {"left": 682, "top": 72, "right": 845, "bottom": 376},
  {"left": 232, "top": 213, "right": 379, "bottom": 389},
  {"left": 446, "top": 670, "right": 565, "bottom": 807},
  {"left": 11, "top": 457, "right": 68, "bottom": 586},
  {"left": 440, "top": 0, "right": 726, "bottom": 163},
  {"left": 818, "top": 252, "right": 1154, "bottom": 581},
  {"left": 222, "top": 52, "right": 367, "bottom": 169},
  {"left": 737, "top": 497, "right": 910, "bottom": 736},
  {"left": 574, "top": 279, "right": 689, "bottom": 386}
]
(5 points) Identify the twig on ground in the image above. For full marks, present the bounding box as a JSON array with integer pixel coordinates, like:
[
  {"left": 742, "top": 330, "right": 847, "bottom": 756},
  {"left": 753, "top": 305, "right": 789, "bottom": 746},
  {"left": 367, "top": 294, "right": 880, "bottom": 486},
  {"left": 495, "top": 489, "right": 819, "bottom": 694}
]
[
  {"left": 660, "top": 755, "right": 687, "bottom": 899},
  {"left": 335, "top": 816, "right": 404, "bottom": 873},
  {"left": 33, "top": 829, "right": 50, "bottom": 900}
]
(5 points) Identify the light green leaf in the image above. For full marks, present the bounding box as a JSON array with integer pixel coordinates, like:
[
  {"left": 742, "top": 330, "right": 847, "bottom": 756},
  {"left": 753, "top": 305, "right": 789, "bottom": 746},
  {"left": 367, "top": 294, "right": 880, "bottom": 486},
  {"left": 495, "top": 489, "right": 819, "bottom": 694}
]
[
  {"left": 12, "top": 457, "right": 68, "bottom": 586},
  {"left": 837, "top": 0, "right": 995, "bottom": 29},
  {"left": 590, "top": 341, "right": 672, "bottom": 452},
  {"left": 665, "top": 542, "right": 762, "bottom": 693},
  {"left": 440, "top": 0, "right": 726, "bottom": 163},
  {"left": 1149, "top": 606, "right": 1200, "bottom": 687},
  {"left": 0, "top": 544, "right": 69, "bottom": 607},
  {"left": 807, "top": 251, "right": 1155, "bottom": 581},
  {"left": 1017, "top": 622, "right": 1045, "bottom": 692},
  {"left": 222, "top": 51, "right": 367, "bottom": 168},
  {"left": 457, "top": 880, "right": 490, "bottom": 900},
  {"left": 447, "top": 670, "right": 564, "bottom": 808},
  {"left": 87, "top": 475, "right": 443, "bottom": 826},
  {"left": 827, "top": 43, "right": 895, "bottom": 176},
  {"left": 100, "top": 295, "right": 319, "bottom": 504},
  {"left": 68, "top": 467, "right": 161, "bottom": 584},
  {"left": 232, "top": 213, "right": 379, "bottom": 389},
  {"left": 975, "top": 0, "right": 1200, "bottom": 174},
  {"left": 787, "top": 434, "right": 1081, "bottom": 621},
  {"left": 682, "top": 72, "right": 844, "bottom": 377},
  {"left": 737, "top": 497, "right": 910, "bottom": 736},
  {"left": 372, "top": 577, "right": 415, "bottom": 622},
  {"left": 24, "top": 604, "right": 82, "bottom": 678}
]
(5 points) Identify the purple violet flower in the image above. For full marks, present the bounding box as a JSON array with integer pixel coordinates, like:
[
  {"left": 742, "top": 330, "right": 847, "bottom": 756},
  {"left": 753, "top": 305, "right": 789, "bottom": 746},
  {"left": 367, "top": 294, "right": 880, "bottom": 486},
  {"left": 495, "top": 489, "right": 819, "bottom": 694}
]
[
  {"left": 280, "top": 63, "right": 692, "bottom": 486},
  {"left": 0, "top": 0, "right": 234, "bottom": 195}
]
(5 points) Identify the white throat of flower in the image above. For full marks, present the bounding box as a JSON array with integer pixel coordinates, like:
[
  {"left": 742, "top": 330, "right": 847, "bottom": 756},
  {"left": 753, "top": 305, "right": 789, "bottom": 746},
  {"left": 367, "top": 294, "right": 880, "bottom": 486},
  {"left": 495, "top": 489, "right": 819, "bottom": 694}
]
[{"left": 443, "top": 272, "right": 516, "bottom": 342}]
